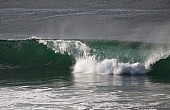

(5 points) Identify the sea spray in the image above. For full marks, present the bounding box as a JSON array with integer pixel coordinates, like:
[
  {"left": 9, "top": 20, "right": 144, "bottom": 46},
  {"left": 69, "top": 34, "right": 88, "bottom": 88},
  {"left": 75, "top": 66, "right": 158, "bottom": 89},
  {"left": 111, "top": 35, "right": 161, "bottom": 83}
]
[{"left": 38, "top": 39, "right": 90, "bottom": 58}]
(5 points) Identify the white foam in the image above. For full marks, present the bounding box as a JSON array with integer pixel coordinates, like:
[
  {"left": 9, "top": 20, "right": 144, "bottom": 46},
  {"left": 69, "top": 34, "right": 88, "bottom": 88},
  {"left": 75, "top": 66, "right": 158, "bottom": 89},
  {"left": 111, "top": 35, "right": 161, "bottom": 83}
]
[
  {"left": 38, "top": 39, "right": 90, "bottom": 58},
  {"left": 73, "top": 56, "right": 148, "bottom": 74},
  {"left": 28, "top": 36, "right": 42, "bottom": 40}
]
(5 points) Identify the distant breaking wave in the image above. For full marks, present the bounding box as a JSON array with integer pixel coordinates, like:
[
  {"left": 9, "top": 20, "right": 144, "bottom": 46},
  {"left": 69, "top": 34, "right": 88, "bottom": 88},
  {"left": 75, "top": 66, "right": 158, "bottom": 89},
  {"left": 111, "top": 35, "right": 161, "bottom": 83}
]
[{"left": 0, "top": 37, "right": 170, "bottom": 75}]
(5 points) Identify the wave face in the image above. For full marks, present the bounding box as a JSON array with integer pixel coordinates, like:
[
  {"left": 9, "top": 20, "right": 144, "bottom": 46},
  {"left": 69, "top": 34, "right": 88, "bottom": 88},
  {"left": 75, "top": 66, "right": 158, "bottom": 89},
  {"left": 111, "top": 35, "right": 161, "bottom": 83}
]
[
  {"left": 0, "top": 39, "right": 73, "bottom": 72},
  {"left": 1, "top": 37, "right": 170, "bottom": 75}
]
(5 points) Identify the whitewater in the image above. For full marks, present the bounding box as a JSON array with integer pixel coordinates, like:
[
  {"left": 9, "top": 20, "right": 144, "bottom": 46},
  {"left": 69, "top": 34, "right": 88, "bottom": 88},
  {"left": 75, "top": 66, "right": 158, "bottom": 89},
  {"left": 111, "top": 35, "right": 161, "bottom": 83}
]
[{"left": 33, "top": 37, "right": 170, "bottom": 75}]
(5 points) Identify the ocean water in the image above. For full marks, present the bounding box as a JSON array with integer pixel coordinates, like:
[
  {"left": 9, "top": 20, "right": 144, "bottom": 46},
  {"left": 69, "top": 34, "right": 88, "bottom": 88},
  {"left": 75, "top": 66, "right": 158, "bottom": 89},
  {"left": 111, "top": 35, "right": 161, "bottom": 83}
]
[
  {"left": 1, "top": 1, "right": 170, "bottom": 109},
  {"left": 0, "top": 38, "right": 170, "bottom": 109}
]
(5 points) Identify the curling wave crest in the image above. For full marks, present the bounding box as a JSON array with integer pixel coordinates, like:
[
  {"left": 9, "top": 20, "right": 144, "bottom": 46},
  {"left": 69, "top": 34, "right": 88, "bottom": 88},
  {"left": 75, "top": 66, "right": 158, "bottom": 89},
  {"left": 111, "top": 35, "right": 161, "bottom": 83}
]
[{"left": 36, "top": 38, "right": 170, "bottom": 75}]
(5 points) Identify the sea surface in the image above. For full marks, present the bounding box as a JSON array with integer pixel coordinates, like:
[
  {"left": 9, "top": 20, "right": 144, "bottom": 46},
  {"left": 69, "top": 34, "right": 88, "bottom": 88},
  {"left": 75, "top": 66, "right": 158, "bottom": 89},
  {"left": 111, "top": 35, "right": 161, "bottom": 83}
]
[{"left": 1, "top": 0, "right": 170, "bottom": 109}]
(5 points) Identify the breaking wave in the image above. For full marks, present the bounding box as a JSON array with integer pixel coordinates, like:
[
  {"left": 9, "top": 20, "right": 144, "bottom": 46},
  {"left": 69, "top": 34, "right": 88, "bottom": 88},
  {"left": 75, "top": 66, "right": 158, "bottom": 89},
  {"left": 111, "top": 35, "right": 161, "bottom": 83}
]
[{"left": 1, "top": 37, "right": 170, "bottom": 75}]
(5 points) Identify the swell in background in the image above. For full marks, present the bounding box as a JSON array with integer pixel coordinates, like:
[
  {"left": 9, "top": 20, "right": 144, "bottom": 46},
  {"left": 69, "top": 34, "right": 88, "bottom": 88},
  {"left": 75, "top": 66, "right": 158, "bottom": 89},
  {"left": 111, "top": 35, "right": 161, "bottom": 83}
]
[{"left": 0, "top": 0, "right": 170, "bottom": 42}]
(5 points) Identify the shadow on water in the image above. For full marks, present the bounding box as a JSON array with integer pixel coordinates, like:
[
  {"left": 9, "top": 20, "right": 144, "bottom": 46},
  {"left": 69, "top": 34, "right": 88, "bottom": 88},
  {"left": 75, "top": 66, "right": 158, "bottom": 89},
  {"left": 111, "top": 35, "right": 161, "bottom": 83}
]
[
  {"left": 0, "top": 67, "right": 74, "bottom": 87},
  {"left": 148, "top": 72, "right": 170, "bottom": 84},
  {"left": 148, "top": 56, "right": 170, "bottom": 83}
]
